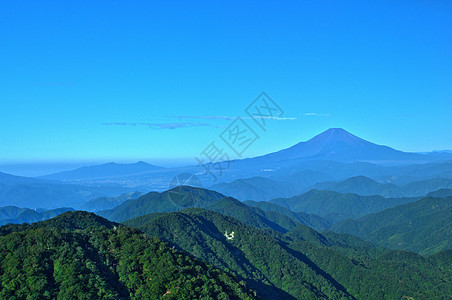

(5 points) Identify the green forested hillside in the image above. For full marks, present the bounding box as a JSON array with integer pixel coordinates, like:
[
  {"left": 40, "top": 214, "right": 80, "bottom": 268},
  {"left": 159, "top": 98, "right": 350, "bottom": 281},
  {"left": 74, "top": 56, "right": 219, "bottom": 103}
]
[
  {"left": 2, "top": 192, "right": 451, "bottom": 299},
  {"left": 124, "top": 208, "right": 452, "bottom": 299},
  {"left": 0, "top": 211, "right": 256, "bottom": 299},
  {"left": 124, "top": 208, "right": 351, "bottom": 299},
  {"left": 332, "top": 196, "right": 452, "bottom": 255},
  {"left": 243, "top": 200, "right": 331, "bottom": 231},
  {"left": 270, "top": 189, "right": 417, "bottom": 222},
  {"left": 207, "top": 197, "right": 300, "bottom": 233},
  {"left": 98, "top": 186, "right": 226, "bottom": 222},
  {"left": 99, "top": 187, "right": 318, "bottom": 233}
]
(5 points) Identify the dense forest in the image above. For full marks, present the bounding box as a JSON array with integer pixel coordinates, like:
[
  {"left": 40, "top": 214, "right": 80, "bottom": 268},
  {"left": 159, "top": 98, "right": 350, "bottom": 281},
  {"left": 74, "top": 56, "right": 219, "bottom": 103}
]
[
  {"left": 332, "top": 196, "right": 452, "bottom": 255},
  {"left": 0, "top": 212, "right": 256, "bottom": 299},
  {"left": 125, "top": 208, "right": 452, "bottom": 299},
  {"left": 1, "top": 189, "right": 451, "bottom": 299}
]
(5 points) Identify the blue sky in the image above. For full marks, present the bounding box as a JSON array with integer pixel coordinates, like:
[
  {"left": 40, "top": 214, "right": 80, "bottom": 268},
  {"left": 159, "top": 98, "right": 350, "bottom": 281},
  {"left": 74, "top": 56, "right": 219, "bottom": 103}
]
[{"left": 0, "top": 1, "right": 451, "bottom": 172}]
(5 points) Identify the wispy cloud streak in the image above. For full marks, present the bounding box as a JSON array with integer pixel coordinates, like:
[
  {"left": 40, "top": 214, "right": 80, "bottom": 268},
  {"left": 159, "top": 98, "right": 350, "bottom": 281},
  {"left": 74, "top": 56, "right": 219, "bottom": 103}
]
[
  {"left": 168, "top": 115, "right": 297, "bottom": 121},
  {"left": 102, "top": 122, "right": 223, "bottom": 130},
  {"left": 169, "top": 115, "right": 233, "bottom": 120},
  {"left": 102, "top": 114, "right": 296, "bottom": 130},
  {"left": 304, "top": 113, "right": 330, "bottom": 117}
]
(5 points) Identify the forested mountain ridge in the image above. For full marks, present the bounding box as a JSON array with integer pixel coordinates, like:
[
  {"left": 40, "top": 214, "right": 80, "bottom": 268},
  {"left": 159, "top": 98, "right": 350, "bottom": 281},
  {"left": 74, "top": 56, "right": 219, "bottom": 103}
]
[
  {"left": 332, "top": 196, "right": 452, "bottom": 255},
  {"left": 99, "top": 187, "right": 332, "bottom": 233},
  {"left": 270, "top": 189, "right": 417, "bottom": 222},
  {"left": 0, "top": 211, "right": 256, "bottom": 299},
  {"left": 125, "top": 208, "right": 452, "bottom": 299},
  {"left": 98, "top": 186, "right": 226, "bottom": 222},
  {"left": 1, "top": 190, "right": 450, "bottom": 299},
  {"left": 242, "top": 200, "right": 331, "bottom": 231},
  {"left": 124, "top": 208, "right": 352, "bottom": 299}
]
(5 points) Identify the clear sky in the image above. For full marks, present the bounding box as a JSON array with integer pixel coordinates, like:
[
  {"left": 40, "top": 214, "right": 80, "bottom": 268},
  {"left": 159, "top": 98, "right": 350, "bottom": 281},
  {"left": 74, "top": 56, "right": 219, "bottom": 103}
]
[{"left": 1, "top": 1, "right": 451, "bottom": 172}]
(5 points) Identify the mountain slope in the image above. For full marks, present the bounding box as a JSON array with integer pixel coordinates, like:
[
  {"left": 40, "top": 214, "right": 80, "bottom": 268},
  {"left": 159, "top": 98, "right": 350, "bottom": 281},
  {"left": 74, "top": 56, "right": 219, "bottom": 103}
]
[
  {"left": 99, "top": 186, "right": 326, "bottom": 233},
  {"left": 270, "top": 190, "right": 417, "bottom": 222},
  {"left": 207, "top": 197, "right": 300, "bottom": 233},
  {"left": 243, "top": 200, "right": 331, "bottom": 231},
  {"left": 311, "top": 176, "right": 452, "bottom": 197},
  {"left": 332, "top": 196, "right": 452, "bottom": 255},
  {"left": 125, "top": 208, "right": 452, "bottom": 299},
  {"left": 0, "top": 206, "right": 74, "bottom": 226},
  {"left": 0, "top": 211, "right": 256, "bottom": 299},
  {"left": 0, "top": 172, "right": 50, "bottom": 185},
  {"left": 98, "top": 186, "right": 226, "bottom": 222},
  {"left": 124, "top": 208, "right": 352, "bottom": 299}
]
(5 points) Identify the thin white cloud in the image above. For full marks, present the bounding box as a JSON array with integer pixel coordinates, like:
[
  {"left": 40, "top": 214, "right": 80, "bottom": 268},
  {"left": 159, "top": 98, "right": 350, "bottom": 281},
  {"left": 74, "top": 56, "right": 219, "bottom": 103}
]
[
  {"left": 102, "top": 122, "right": 223, "bottom": 130},
  {"left": 304, "top": 113, "right": 330, "bottom": 117},
  {"left": 169, "top": 115, "right": 234, "bottom": 120},
  {"left": 169, "top": 115, "right": 297, "bottom": 121},
  {"left": 102, "top": 115, "right": 297, "bottom": 130}
]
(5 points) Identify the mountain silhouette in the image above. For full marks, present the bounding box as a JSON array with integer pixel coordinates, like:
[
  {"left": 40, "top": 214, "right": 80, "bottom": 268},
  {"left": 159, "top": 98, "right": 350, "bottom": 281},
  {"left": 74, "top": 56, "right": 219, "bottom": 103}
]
[
  {"left": 254, "top": 128, "right": 428, "bottom": 163},
  {"left": 40, "top": 161, "right": 162, "bottom": 181}
]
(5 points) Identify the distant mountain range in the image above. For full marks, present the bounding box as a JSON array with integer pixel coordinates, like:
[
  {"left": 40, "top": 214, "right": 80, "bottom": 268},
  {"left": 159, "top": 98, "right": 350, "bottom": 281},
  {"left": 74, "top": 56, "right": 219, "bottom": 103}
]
[
  {"left": 332, "top": 196, "right": 452, "bottom": 255},
  {"left": 79, "top": 191, "right": 144, "bottom": 212},
  {"left": 427, "top": 188, "right": 452, "bottom": 198},
  {"left": 34, "top": 128, "right": 452, "bottom": 190},
  {"left": 1, "top": 128, "right": 452, "bottom": 210},
  {"left": 0, "top": 171, "right": 134, "bottom": 209},
  {"left": 211, "top": 175, "right": 452, "bottom": 202},
  {"left": 310, "top": 176, "right": 452, "bottom": 198},
  {"left": 269, "top": 190, "right": 417, "bottom": 222},
  {"left": 0, "top": 206, "right": 74, "bottom": 226},
  {"left": 211, "top": 176, "right": 296, "bottom": 201},
  {"left": 0, "top": 171, "right": 50, "bottom": 185},
  {"left": 40, "top": 161, "right": 162, "bottom": 181}
]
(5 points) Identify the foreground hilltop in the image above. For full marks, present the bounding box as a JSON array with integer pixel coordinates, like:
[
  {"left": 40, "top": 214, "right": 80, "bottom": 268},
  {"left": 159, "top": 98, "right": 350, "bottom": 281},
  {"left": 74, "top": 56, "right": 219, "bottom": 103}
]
[{"left": 0, "top": 211, "right": 256, "bottom": 299}]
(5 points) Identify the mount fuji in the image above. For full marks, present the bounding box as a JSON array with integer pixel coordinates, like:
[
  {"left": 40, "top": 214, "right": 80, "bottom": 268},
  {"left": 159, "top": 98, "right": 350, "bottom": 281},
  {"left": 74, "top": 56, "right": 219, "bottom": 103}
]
[{"left": 251, "top": 128, "right": 439, "bottom": 164}]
